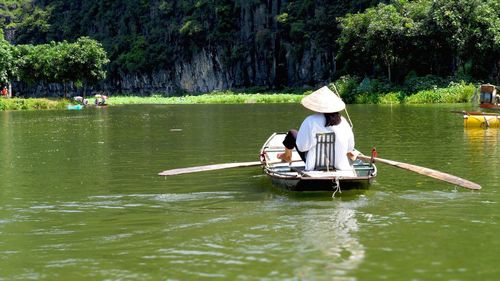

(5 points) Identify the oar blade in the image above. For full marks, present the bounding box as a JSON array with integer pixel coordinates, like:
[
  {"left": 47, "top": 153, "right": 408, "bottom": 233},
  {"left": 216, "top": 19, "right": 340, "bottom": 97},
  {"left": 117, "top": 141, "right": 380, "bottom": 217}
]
[
  {"left": 358, "top": 155, "right": 481, "bottom": 190},
  {"left": 388, "top": 160, "right": 481, "bottom": 190},
  {"left": 158, "top": 161, "right": 262, "bottom": 176}
]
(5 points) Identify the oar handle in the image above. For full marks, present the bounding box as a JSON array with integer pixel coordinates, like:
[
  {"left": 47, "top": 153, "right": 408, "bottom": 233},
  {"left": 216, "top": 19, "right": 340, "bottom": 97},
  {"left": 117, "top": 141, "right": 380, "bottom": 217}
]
[{"left": 451, "top": 110, "right": 500, "bottom": 116}]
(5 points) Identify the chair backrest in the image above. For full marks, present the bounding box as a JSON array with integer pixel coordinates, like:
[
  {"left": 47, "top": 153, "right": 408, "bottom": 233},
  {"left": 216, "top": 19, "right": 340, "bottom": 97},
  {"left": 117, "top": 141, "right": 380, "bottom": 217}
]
[{"left": 314, "top": 132, "right": 335, "bottom": 171}]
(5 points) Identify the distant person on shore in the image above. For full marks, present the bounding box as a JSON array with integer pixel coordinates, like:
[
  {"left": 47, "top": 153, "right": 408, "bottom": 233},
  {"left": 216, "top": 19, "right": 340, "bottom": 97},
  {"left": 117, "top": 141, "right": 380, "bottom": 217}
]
[
  {"left": 94, "top": 94, "right": 108, "bottom": 106},
  {"left": 278, "top": 86, "right": 356, "bottom": 171},
  {"left": 1, "top": 86, "right": 8, "bottom": 97},
  {"left": 98, "top": 95, "right": 108, "bottom": 106}
]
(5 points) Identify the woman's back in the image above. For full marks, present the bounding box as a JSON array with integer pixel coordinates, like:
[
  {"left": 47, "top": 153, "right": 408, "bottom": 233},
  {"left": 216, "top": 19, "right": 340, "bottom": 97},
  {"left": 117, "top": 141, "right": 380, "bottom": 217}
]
[{"left": 296, "top": 114, "right": 354, "bottom": 171}]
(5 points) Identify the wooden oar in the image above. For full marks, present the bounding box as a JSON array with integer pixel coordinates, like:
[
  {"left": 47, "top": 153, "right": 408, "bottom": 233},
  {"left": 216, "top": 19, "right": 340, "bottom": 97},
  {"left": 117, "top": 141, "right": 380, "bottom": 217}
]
[
  {"left": 158, "top": 160, "right": 302, "bottom": 176},
  {"left": 158, "top": 161, "right": 262, "bottom": 176},
  {"left": 451, "top": 110, "right": 500, "bottom": 116},
  {"left": 357, "top": 155, "right": 481, "bottom": 190}
]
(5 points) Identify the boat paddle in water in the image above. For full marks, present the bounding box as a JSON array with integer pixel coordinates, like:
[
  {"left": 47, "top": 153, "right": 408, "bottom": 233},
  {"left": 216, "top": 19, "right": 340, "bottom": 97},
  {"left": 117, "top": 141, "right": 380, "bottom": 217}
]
[
  {"left": 356, "top": 154, "right": 481, "bottom": 190},
  {"left": 158, "top": 159, "right": 304, "bottom": 176},
  {"left": 158, "top": 161, "right": 262, "bottom": 176}
]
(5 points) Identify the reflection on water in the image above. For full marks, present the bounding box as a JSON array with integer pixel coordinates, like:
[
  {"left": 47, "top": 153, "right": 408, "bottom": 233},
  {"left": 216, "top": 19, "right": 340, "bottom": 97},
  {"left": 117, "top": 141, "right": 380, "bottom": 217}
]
[
  {"left": 296, "top": 204, "right": 365, "bottom": 278},
  {"left": 463, "top": 128, "right": 499, "bottom": 187},
  {"left": 464, "top": 127, "right": 499, "bottom": 145}
]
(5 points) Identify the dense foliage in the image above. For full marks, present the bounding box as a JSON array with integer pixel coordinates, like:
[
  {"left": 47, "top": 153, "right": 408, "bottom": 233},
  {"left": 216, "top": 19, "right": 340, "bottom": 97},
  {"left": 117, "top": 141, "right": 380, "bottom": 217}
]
[
  {"left": 337, "top": 0, "right": 500, "bottom": 83},
  {"left": 0, "top": 97, "right": 68, "bottom": 110},
  {"left": 16, "top": 37, "right": 109, "bottom": 86},
  {"left": 0, "top": 30, "right": 17, "bottom": 84},
  {"left": 1, "top": 0, "right": 498, "bottom": 97},
  {"left": 0, "top": 33, "right": 109, "bottom": 91}
]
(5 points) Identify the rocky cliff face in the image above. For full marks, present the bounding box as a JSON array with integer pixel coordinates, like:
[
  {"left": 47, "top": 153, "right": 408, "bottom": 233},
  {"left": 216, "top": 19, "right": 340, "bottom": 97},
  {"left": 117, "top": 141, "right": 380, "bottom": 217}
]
[
  {"left": 0, "top": 3, "right": 17, "bottom": 43},
  {"left": 7, "top": 0, "right": 342, "bottom": 96},
  {"left": 112, "top": 0, "right": 337, "bottom": 95}
]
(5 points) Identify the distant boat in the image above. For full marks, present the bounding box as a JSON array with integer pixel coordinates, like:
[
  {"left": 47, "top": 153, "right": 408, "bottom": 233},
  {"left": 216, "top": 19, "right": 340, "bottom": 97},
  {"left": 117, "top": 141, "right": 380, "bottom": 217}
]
[
  {"left": 259, "top": 133, "right": 377, "bottom": 191},
  {"left": 67, "top": 104, "right": 84, "bottom": 110},
  {"left": 478, "top": 84, "right": 500, "bottom": 110},
  {"left": 460, "top": 111, "right": 500, "bottom": 128}
]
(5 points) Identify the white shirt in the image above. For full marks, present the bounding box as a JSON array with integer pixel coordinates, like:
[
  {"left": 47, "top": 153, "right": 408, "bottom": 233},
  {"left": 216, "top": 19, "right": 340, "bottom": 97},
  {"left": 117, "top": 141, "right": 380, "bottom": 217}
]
[{"left": 296, "top": 114, "right": 355, "bottom": 171}]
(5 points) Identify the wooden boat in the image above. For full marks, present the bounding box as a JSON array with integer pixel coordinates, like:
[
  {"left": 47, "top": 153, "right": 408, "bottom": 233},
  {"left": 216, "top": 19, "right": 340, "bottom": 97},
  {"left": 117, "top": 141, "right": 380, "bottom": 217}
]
[
  {"left": 67, "top": 104, "right": 83, "bottom": 110},
  {"left": 157, "top": 133, "right": 479, "bottom": 191},
  {"left": 478, "top": 84, "right": 500, "bottom": 110},
  {"left": 460, "top": 111, "right": 500, "bottom": 128},
  {"left": 259, "top": 133, "right": 377, "bottom": 191}
]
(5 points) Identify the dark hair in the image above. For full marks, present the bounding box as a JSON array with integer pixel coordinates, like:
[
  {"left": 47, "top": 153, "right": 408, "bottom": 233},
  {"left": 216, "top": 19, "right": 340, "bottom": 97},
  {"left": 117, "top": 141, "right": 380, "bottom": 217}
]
[{"left": 324, "top": 112, "right": 341, "bottom": 127}]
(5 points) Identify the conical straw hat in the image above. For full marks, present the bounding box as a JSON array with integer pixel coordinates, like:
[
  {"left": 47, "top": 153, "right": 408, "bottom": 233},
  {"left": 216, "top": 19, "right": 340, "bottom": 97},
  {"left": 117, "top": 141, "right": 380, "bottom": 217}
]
[{"left": 301, "top": 86, "right": 345, "bottom": 113}]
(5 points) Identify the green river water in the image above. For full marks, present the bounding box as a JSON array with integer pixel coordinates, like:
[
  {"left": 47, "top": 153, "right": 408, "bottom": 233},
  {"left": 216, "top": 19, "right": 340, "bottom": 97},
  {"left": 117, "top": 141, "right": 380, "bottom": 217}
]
[{"left": 0, "top": 104, "right": 498, "bottom": 280}]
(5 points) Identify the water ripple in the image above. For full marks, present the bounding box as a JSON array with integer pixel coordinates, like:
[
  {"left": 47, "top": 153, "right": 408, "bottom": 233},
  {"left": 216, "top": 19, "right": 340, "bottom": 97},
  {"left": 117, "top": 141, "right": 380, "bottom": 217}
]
[{"left": 154, "top": 192, "right": 238, "bottom": 202}]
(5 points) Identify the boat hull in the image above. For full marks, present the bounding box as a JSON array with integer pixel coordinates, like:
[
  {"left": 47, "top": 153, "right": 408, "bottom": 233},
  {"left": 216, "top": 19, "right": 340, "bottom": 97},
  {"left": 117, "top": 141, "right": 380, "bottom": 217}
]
[
  {"left": 268, "top": 173, "right": 374, "bottom": 191},
  {"left": 463, "top": 113, "right": 500, "bottom": 128},
  {"left": 67, "top": 104, "right": 83, "bottom": 110},
  {"left": 260, "top": 133, "right": 377, "bottom": 192},
  {"left": 479, "top": 103, "right": 500, "bottom": 110}
]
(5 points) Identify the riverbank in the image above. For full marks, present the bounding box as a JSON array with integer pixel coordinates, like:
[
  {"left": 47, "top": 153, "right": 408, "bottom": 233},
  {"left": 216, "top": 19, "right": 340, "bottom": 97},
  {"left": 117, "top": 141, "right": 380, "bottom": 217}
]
[
  {"left": 0, "top": 98, "right": 69, "bottom": 111},
  {"left": 0, "top": 82, "right": 476, "bottom": 110},
  {"left": 109, "top": 93, "right": 304, "bottom": 105},
  {"left": 110, "top": 82, "right": 475, "bottom": 105}
]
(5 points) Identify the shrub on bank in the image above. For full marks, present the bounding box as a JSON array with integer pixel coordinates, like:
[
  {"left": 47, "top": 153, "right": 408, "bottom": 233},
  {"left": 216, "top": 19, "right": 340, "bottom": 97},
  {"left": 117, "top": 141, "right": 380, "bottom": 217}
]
[
  {"left": 110, "top": 81, "right": 474, "bottom": 105},
  {"left": 404, "top": 82, "right": 475, "bottom": 104},
  {"left": 332, "top": 75, "right": 477, "bottom": 104},
  {"left": 0, "top": 98, "right": 68, "bottom": 110},
  {"left": 109, "top": 93, "right": 304, "bottom": 105},
  {"left": 332, "top": 75, "right": 359, "bottom": 103},
  {"left": 379, "top": 92, "right": 404, "bottom": 104}
]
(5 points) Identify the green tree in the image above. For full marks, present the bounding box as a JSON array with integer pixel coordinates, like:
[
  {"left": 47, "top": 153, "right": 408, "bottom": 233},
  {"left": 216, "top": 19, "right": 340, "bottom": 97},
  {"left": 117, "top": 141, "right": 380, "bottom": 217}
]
[
  {"left": 338, "top": 0, "right": 500, "bottom": 82},
  {"left": 15, "top": 37, "right": 109, "bottom": 90},
  {"left": 67, "top": 37, "right": 109, "bottom": 85},
  {"left": 339, "top": 1, "right": 423, "bottom": 82},
  {"left": 0, "top": 31, "right": 18, "bottom": 85}
]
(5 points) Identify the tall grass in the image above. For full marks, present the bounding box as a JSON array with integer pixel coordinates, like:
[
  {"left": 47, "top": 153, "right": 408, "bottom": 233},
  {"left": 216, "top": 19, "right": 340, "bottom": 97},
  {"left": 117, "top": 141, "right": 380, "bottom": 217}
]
[
  {"left": 403, "top": 82, "right": 475, "bottom": 104},
  {"left": 350, "top": 81, "right": 475, "bottom": 104},
  {"left": 0, "top": 98, "right": 68, "bottom": 110},
  {"left": 109, "top": 92, "right": 305, "bottom": 105}
]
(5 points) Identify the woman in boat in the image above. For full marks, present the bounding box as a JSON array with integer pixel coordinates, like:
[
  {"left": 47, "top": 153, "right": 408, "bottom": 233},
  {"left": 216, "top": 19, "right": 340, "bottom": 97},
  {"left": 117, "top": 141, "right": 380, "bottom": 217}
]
[{"left": 278, "top": 86, "right": 356, "bottom": 171}]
